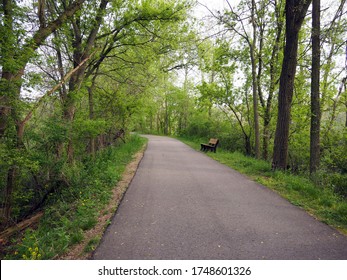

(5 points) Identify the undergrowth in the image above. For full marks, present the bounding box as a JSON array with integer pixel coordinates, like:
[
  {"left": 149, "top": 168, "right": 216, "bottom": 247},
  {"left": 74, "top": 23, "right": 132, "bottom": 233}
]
[
  {"left": 5, "top": 134, "right": 147, "bottom": 260},
  {"left": 178, "top": 136, "right": 347, "bottom": 235}
]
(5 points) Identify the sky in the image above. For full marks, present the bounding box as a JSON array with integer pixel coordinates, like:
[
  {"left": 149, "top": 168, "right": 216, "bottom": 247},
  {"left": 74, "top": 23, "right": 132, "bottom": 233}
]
[
  {"left": 194, "top": 0, "right": 240, "bottom": 21},
  {"left": 178, "top": 0, "right": 345, "bottom": 87},
  {"left": 194, "top": 0, "right": 336, "bottom": 19}
]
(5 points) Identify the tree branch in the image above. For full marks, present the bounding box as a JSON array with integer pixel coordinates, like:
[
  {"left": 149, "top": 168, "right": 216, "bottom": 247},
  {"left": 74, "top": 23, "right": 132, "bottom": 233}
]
[
  {"left": 19, "top": 51, "right": 96, "bottom": 129},
  {"left": 21, "top": 0, "right": 86, "bottom": 64}
]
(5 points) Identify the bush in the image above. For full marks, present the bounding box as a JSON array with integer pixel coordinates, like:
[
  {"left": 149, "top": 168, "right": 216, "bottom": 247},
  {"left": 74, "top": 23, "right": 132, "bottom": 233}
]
[
  {"left": 330, "top": 173, "right": 347, "bottom": 198},
  {"left": 5, "top": 135, "right": 146, "bottom": 259}
]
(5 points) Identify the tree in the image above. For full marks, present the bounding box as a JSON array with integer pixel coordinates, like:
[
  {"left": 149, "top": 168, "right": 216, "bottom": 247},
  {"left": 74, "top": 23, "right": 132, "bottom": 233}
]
[
  {"left": 310, "top": 0, "right": 321, "bottom": 174},
  {"left": 259, "top": 0, "right": 285, "bottom": 160},
  {"left": 0, "top": 0, "right": 86, "bottom": 224},
  {"left": 197, "top": 41, "right": 254, "bottom": 155},
  {"left": 0, "top": 0, "right": 193, "bottom": 225},
  {"left": 272, "top": 0, "right": 312, "bottom": 170},
  {"left": 206, "top": 0, "right": 285, "bottom": 159},
  {"left": 219, "top": 0, "right": 260, "bottom": 158},
  {"left": 0, "top": 0, "right": 86, "bottom": 139},
  {"left": 250, "top": 0, "right": 261, "bottom": 158}
]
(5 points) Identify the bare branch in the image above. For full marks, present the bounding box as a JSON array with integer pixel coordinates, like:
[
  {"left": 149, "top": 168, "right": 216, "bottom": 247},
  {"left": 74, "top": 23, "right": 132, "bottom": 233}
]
[{"left": 19, "top": 50, "right": 96, "bottom": 128}]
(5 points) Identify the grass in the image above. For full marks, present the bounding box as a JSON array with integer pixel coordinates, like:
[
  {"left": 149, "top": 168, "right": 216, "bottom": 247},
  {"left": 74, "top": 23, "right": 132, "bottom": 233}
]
[
  {"left": 178, "top": 136, "right": 347, "bottom": 235},
  {"left": 83, "top": 237, "right": 101, "bottom": 253},
  {"left": 5, "top": 134, "right": 147, "bottom": 260}
]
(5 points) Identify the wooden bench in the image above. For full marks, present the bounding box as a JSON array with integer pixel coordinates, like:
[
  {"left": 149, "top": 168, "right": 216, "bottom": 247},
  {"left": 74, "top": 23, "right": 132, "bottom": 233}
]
[{"left": 200, "top": 138, "right": 219, "bottom": 153}]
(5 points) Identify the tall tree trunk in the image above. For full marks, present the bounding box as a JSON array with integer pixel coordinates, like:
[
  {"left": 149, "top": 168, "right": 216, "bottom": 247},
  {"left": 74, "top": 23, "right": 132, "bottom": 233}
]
[
  {"left": 272, "top": 0, "right": 312, "bottom": 170},
  {"left": 257, "top": 14, "right": 266, "bottom": 158},
  {"left": 61, "top": 0, "right": 109, "bottom": 162},
  {"left": 310, "top": 0, "right": 321, "bottom": 174},
  {"left": 262, "top": 0, "right": 284, "bottom": 160},
  {"left": 245, "top": 135, "right": 252, "bottom": 156},
  {"left": 251, "top": 0, "right": 260, "bottom": 159},
  {"left": 55, "top": 32, "right": 67, "bottom": 158}
]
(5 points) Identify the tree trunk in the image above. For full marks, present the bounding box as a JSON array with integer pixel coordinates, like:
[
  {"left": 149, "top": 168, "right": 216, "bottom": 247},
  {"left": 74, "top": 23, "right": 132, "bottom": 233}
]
[
  {"left": 150, "top": 112, "right": 153, "bottom": 131},
  {"left": 63, "top": 96, "right": 76, "bottom": 163},
  {"left": 310, "top": 0, "right": 321, "bottom": 174},
  {"left": 3, "top": 167, "right": 16, "bottom": 224},
  {"left": 164, "top": 94, "right": 169, "bottom": 135},
  {"left": 55, "top": 32, "right": 67, "bottom": 159},
  {"left": 63, "top": 20, "right": 84, "bottom": 162},
  {"left": 60, "top": 0, "right": 109, "bottom": 162},
  {"left": 262, "top": 0, "right": 284, "bottom": 160},
  {"left": 1, "top": 69, "right": 23, "bottom": 225},
  {"left": 262, "top": 116, "right": 271, "bottom": 160},
  {"left": 251, "top": 0, "right": 260, "bottom": 159},
  {"left": 272, "top": 0, "right": 312, "bottom": 170},
  {"left": 88, "top": 85, "right": 96, "bottom": 156},
  {"left": 87, "top": 71, "right": 98, "bottom": 155},
  {"left": 245, "top": 135, "right": 252, "bottom": 156}
]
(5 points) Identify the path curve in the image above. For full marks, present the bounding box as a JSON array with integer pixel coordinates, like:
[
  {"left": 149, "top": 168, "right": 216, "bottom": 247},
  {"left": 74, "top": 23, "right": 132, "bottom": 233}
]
[{"left": 93, "top": 135, "right": 347, "bottom": 259}]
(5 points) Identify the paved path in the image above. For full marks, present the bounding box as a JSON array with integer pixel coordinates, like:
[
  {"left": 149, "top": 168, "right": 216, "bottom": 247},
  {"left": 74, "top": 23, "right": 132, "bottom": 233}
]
[{"left": 93, "top": 135, "right": 347, "bottom": 259}]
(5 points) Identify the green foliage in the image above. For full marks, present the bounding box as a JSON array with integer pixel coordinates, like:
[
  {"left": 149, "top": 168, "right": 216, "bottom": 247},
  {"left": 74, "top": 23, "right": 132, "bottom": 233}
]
[
  {"left": 5, "top": 135, "right": 146, "bottom": 259},
  {"left": 12, "top": 230, "right": 43, "bottom": 260},
  {"left": 72, "top": 118, "right": 109, "bottom": 155},
  {"left": 180, "top": 109, "right": 246, "bottom": 153},
  {"left": 0, "top": 143, "right": 41, "bottom": 219},
  {"left": 312, "top": 171, "right": 347, "bottom": 199},
  {"left": 322, "top": 128, "right": 347, "bottom": 173}
]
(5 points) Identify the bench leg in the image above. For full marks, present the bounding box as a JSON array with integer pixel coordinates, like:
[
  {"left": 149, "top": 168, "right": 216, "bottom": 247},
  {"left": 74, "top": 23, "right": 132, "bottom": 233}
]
[{"left": 201, "top": 144, "right": 217, "bottom": 153}]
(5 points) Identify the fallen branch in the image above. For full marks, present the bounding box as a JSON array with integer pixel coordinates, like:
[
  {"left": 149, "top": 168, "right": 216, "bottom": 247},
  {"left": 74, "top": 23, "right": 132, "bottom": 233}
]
[{"left": 0, "top": 212, "right": 44, "bottom": 243}]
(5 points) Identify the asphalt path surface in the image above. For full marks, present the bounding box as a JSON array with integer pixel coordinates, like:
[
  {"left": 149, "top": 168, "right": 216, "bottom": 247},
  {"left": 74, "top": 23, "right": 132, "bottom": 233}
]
[{"left": 93, "top": 135, "right": 347, "bottom": 259}]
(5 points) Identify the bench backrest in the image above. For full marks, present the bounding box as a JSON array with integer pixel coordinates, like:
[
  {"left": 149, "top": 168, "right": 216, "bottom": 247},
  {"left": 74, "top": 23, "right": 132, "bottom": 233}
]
[{"left": 208, "top": 138, "right": 219, "bottom": 146}]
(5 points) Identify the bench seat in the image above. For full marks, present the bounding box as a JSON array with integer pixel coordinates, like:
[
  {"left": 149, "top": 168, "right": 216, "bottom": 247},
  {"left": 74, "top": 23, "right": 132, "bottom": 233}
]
[{"left": 200, "top": 138, "right": 219, "bottom": 153}]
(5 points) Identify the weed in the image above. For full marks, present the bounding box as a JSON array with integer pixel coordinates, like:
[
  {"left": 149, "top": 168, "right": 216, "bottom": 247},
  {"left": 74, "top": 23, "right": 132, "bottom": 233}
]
[{"left": 70, "top": 229, "right": 84, "bottom": 245}]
